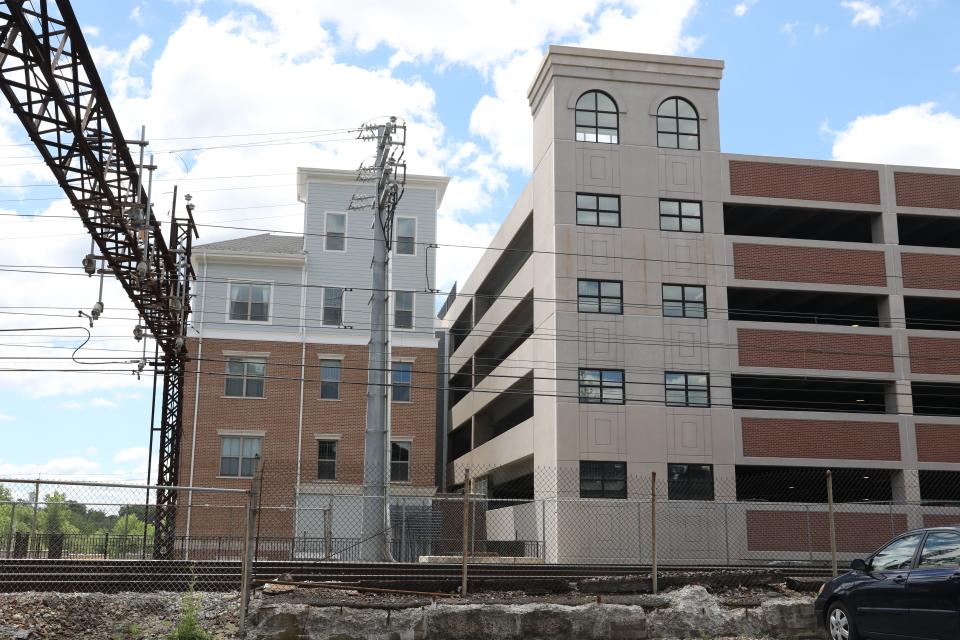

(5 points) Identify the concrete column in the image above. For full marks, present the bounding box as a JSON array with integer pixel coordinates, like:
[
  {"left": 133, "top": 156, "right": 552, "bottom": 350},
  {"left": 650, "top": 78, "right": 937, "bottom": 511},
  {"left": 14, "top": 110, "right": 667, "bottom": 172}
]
[{"left": 891, "top": 468, "right": 924, "bottom": 530}]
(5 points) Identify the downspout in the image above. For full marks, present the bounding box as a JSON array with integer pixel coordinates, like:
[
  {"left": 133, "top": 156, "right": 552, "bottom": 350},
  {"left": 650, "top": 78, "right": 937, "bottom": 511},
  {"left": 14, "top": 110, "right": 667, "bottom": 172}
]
[
  {"left": 293, "top": 248, "right": 308, "bottom": 546},
  {"left": 184, "top": 255, "right": 208, "bottom": 556}
]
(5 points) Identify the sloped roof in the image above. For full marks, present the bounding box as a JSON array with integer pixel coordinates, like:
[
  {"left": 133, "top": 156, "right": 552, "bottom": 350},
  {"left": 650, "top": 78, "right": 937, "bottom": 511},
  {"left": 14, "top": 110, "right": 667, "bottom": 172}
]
[{"left": 196, "top": 233, "right": 303, "bottom": 255}]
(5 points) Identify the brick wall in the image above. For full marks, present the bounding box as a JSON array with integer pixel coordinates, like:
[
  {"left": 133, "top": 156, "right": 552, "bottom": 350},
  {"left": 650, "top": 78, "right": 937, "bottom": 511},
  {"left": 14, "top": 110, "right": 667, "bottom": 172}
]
[
  {"left": 924, "top": 514, "right": 960, "bottom": 527},
  {"left": 741, "top": 417, "right": 900, "bottom": 461},
  {"left": 729, "top": 160, "right": 881, "bottom": 204},
  {"left": 737, "top": 328, "right": 895, "bottom": 372},
  {"left": 895, "top": 172, "right": 960, "bottom": 210},
  {"left": 178, "top": 336, "right": 438, "bottom": 539},
  {"left": 746, "top": 510, "right": 907, "bottom": 553},
  {"left": 732, "top": 243, "right": 886, "bottom": 287},
  {"left": 909, "top": 336, "right": 960, "bottom": 375},
  {"left": 902, "top": 253, "right": 960, "bottom": 291},
  {"left": 915, "top": 423, "right": 960, "bottom": 463}
]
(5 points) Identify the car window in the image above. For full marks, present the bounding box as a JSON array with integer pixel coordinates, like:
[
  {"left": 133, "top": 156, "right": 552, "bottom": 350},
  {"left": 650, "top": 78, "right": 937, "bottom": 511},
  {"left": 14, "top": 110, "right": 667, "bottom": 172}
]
[
  {"left": 918, "top": 531, "right": 960, "bottom": 569},
  {"left": 871, "top": 533, "right": 923, "bottom": 572}
]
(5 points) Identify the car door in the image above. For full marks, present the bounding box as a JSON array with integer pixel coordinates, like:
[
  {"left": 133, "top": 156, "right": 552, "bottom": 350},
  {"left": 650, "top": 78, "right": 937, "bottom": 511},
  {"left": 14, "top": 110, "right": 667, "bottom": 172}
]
[
  {"left": 906, "top": 530, "right": 960, "bottom": 640},
  {"left": 849, "top": 532, "right": 924, "bottom": 638}
]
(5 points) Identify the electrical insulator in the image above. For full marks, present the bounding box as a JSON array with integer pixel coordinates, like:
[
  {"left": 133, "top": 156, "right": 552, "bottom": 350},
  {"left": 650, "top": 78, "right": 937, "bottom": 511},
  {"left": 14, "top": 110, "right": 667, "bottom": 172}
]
[
  {"left": 82, "top": 254, "right": 96, "bottom": 276},
  {"left": 170, "top": 297, "right": 182, "bottom": 313},
  {"left": 137, "top": 357, "right": 146, "bottom": 373},
  {"left": 91, "top": 301, "right": 104, "bottom": 321},
  {"left": 133, "top": 324, "right": 144, "bottom": 341},
  {"left": 136, "top": 261, "right": 148, "bottom": 279},
  {"left": 174, "top": 336, "right": 185, "bottom": 352}
]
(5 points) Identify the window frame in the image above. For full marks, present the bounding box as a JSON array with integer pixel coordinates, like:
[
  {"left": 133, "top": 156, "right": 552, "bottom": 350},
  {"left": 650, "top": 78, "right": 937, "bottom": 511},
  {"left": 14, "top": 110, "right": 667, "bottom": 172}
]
[
  {"left": 664, "top": 372, "right": 710, "bottom": 407},
  {"left": 667, "top": 463, "right": 715, "bottom": 501},
  {"left": 577, "top": 279, "right": 623, "bottom": 314},
  {"left": 575, "top": 90, "right": 619, "bottom": 144},
  {"left": 325, "top": 212, "right": 347, "bottom": 252},
  {"left": 395, "top": 216, "right": 417, "bottom": 256},
  {"left": 392, "top": 361, "right": 413, "bottom": 403},
  {"left": 656, "top": 97, "right": 700, "bottom": 150},
  {"left": 916, "top": 530, "right": 960, "bottom": 569},
  {"left": 226, "top": 281, "right": 272, "bottom": 324},
  {"left": 218, "top": 435, "right": 262, "bottom": 478},
  {"left": 321, "top": 286, "right": 344, "bottom": 327},
  {"left": 394, "top": 291, "right": 415, "bottom": 330},
  {"left": 224, "top": 356, "right": 267, "bottom": 398},
  {"left": 575, "top": 193, "right": 621, "bottom": 228},
  {"left": 578, "top": 368, "right": 625, "bottom": 405},
  {"left": 319, "top": 359, "right": 341, "bottom": 400},
  {"left": 316, "top": 438, "right": 338, "bottom": 481},
  {"left": 659, "top": 199, "right": 703, "bottom": 233},
  {"left": 579, "top": 461, "right": 627, "bottom": 499},
  {"left": 662, "top": 284, "right": 707, "bottom": 319},
  {"left": 390, "top": 440, "right": 411, "bottom": 483}
]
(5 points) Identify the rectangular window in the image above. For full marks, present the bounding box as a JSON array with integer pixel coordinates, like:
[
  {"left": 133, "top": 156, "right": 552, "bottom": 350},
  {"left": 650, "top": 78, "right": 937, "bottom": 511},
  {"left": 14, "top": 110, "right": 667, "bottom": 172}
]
[
  {"left": 660, "top": 199, "right": 703, "bottom": 233},
  {"left": 579, "top": 369, "right": 625, "bottom": 404},
  {"left": 224, "top": 357, "right": 266, "bottom": 398},
  {"left": 396, "top": 217, "right": 416, "bottom": 255},
  {"left": 219, "top": 435, "right": 261, "bottom": 477},
  {"left": 392, "top": 362, "right": 412, "bottom": 402},
  {"left": 662, "top": 284, "right": 706, "bottom": 318},
  {"left": 668, "top": 463, "right": 714, "bottom": 500},
  {"left": 325, "top": 212, "right": 346, "bottom": 251},
  {"left": 317, "top": 439, "right": 337, "bottom": 481},
  {"left": 395, "top": 291, "right": 414, "bottom": 329},
  {"left": 391, "top": 441, "right": 411, "bottom": 482},
  {"left": 577, "top": 279, "right": 622, "bottom": 314},
  {"left": 322, "top": 287, "right": 343, "bottom": 326},
  {"left": 580, "top": 461, "right": 627, "bottom": 499},
  {"left": 320, "top": 359, "right": 341, "bottom": 400},
  {"left": 576, "top": 193, "right": 620, "bottom": 227},
  {"left": 665, "top": 372, "right": 710, "bottom": 407},
  {"left": 228, "top": 282, "right": 270, "bottom": 322}
]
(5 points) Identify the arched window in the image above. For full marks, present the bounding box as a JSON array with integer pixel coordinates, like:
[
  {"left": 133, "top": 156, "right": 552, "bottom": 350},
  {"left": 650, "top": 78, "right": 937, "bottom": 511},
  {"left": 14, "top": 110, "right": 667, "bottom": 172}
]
[
  {"left": 575, "top": 91, "right": 618, "bottom": 144},
  {"left": 657, "top": 97, "right": 699, "bottom": 150}
]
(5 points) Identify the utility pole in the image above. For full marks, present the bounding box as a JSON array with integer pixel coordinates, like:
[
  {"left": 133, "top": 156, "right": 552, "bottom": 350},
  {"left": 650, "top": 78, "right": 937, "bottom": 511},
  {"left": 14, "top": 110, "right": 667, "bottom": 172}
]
[{"left": 351, "top": 117, "right": 407, "bottom": 562}]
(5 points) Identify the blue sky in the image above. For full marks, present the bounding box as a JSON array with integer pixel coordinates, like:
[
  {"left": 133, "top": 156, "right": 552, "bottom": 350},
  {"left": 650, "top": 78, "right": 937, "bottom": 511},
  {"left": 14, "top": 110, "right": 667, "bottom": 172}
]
[{"left": 1, "top": 0, "right": 958, "bottom": 481}]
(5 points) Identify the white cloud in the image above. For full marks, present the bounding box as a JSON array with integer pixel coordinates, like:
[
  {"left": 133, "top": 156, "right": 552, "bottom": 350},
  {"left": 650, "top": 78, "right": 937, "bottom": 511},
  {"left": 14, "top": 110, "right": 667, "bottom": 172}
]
[
  {"left": 953, "top": 64, "right": 960, "bottom": 74},
  {"left": 734, "top": 0, "right": 759, "bottom": 17},
  {"left": 780, "top": 21, "right": 800, "bottom": 44},
  {"left": 828, "top": 102, "right": 960, "bottom": 168},
  {"left": 814, "top": 23, "right": 830, "bottom": 37},
  {"left": 841, "top": 1, "right": 883, "bottom": 27},
  {"left": 113, "top": 447, "right": 149, "bottom": 465},
  {"left": 81, "top": 25, "right": 101, "bottom": 38},
  {"left": 89, "top": 397, "right": 119, "bottom": 409},
  {"left": 0, "top": 456, "right": 101, "bottom": 478},
  {"left": 0, "top": 413, "right": 13, "bottom": 422}
]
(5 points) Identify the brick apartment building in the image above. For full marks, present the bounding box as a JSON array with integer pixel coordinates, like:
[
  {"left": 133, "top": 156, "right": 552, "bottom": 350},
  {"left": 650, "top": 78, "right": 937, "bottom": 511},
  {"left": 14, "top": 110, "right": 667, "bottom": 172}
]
[
  {"left": 440, "top": 46, "right": 960, "bottom": 562},
  {"left": 178, "top": 167, "right": 449, "bottom": 549}
]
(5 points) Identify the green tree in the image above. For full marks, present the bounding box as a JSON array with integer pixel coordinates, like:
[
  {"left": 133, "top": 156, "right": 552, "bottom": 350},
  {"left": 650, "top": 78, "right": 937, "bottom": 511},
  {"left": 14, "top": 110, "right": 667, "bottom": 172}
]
[{"left": 41, "top": 491, "right": 79, "bottom": 535}]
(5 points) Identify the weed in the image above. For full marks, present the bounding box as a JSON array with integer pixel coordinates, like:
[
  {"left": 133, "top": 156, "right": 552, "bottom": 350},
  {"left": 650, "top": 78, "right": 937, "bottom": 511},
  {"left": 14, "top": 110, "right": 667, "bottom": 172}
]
[{"left": 167, "top": 585, "right": 213, "bottom": 640}]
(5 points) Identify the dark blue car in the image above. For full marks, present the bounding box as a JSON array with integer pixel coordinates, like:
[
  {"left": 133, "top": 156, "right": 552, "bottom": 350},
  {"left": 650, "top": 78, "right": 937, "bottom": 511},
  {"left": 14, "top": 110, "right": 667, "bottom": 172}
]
[{"left": 814, "top": 526, "right": 960, "bottom": 640}]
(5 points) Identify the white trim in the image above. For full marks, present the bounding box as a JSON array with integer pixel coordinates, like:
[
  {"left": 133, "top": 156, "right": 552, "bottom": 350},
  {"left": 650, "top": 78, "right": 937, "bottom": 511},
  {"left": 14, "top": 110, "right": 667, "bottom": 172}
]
[
  {"left": 298, "top": 167, "right": 450, "bottom": 208},
  {"left": 316, "top": 353, "right": 345, "bottom": 360},
  {"left": 324, "top": 211, "right": 348, "bottom": 253},
  {"left": 394, "top": 216, "right": 418, "bottom": 257},
  {"left": 393, "top": 290, "right": 415, "bottom": 331},
  {"left": 314, "top": 433, "right": 342, "bottom": 440},
  {"left": 392, "top": 355, "right": 416, "bottom": 363},
  {"left": 198, "top": 327, "right": 440, "bottom": 349},
  {"left": 224, "top": 280, "right": 274, "bottom": 325},
  {"left": 321, "top": 286, "right": 347, "bottom": 327},
  {"left": 391, "top": 436, "right": 414, "bottom": 442},
  {"left": 217, "top": 428, "right": 267, "bottom": 437},
  {"left": 222, "top": 350, "right": 270, "bottom": 358},
  {"left": 195, "top": 251, "right": 304, "bottom": 267}
]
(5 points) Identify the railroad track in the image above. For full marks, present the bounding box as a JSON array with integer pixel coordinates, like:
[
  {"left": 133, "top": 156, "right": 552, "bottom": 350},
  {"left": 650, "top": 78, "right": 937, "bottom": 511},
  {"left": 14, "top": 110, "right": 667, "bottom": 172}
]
[{"left": 0, "top": 559, "right": 832, "bottom": 593}]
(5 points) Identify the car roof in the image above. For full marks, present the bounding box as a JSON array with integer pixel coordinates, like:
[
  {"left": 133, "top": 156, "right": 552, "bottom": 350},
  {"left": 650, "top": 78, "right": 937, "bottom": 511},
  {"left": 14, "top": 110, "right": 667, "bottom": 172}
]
[{"left": 902, "top": 526, "right": 960, "bottom": 535}]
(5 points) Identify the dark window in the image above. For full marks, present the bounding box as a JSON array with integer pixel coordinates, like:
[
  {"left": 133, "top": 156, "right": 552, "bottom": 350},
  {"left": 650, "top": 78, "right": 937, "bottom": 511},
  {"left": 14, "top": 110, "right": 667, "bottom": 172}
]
[
  {"left": 322, "top": 287, "right": 343, "bottom": 326},
  {"left": 229, "top": 283, "right": 270, "bottom": 322},
  {"left": 219, "top": 436, "right": 261, "bottom": 477},
  {"left": 665, "top": 372, "right": 709, "bottom": 407},
  {"left": 320, "top": 359, "right": 340, "bottom": 400},
  {"left": 325, "top": 213, "right": 346, "bottom": 251},
  {"left": 391, "top": 441, "right": 411, "bottom": 482},
  {"left": 663, "top": 284, "right": 706, "bottom": 318},
  {"left": 579, "top": 369, "right": 625, "bottom": 404},
  {"left": 577, "top": 279, "right": 622, "bottom": 314},
  {"left": 392, "top": 362, "right": 412, "bottom": 402},
  {"left": 735, "top": 465, "right": 893, "bottom": 503},
  {"left": 660, "top": 199, "right": 702, "bottom": 232},
  {"left": 576, "top": 193, "right": 620, "bottom": 227},
  {"left": 913, "top": 383, "right": 960, "bottom": 417},
  {"left": 395, "top": 291, "right": 414, "bottom": 329},
  {"left": 317, "top": 439, "right": 337, "bottom": 481},
  {"left": 657, "top": 97, "right": 699, "bottom": 150},
  {"left": 575, "top": 91, "right": 618, "bottom": 144},
  {"left": 872, "top": 534, "right": 923, "bottom": 572},
  {"left": 396, "top": 217, "right": 416, "bottom": 255},
  {"left": 917, "top": 531, "right": 960, "bottom": 568},
  {"left": 580, "top": 461, "right": 627, "bottom": 499},
  {"left": 224, "top": 357, "right": 266, "bottom": 398},
  {"left": 668, "top": 463, "right": 714, "bottom": 500}
]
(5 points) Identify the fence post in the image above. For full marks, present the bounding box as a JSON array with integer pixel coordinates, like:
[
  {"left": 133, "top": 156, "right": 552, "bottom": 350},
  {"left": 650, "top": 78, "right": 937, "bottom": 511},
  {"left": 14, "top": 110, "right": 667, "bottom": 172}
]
[
  {"left": 461, "top": 468, "right": 471, "bottom": 597},
  {"left": 540, "top": 498, "right": 546, "bottom": 561},
  {"left": 323, "top": 506, "right": 333, "bottom": 560},
  {"left": 30, "top": 479, "right": 40, "bottom": 548},
  {"left": 651, "top": 471, "right": 658, "bottom": 595},
  {"left": 240, "top": 456, "right": 263, "bottom": 634},
  {"left": 723, "top": 502, "right": 730, "bottom": 566},
  {"left": 805, "top": 504, "right": 814, "bottom": 563},
  {"left": 6, "top": 502, "right": 15, "bottom": 558},
  {"left": 103, "top": 532, "right": 109, "bottom": 559},
  {"left": 826, "top": 470, "right": 837, "bottom": 578}
]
